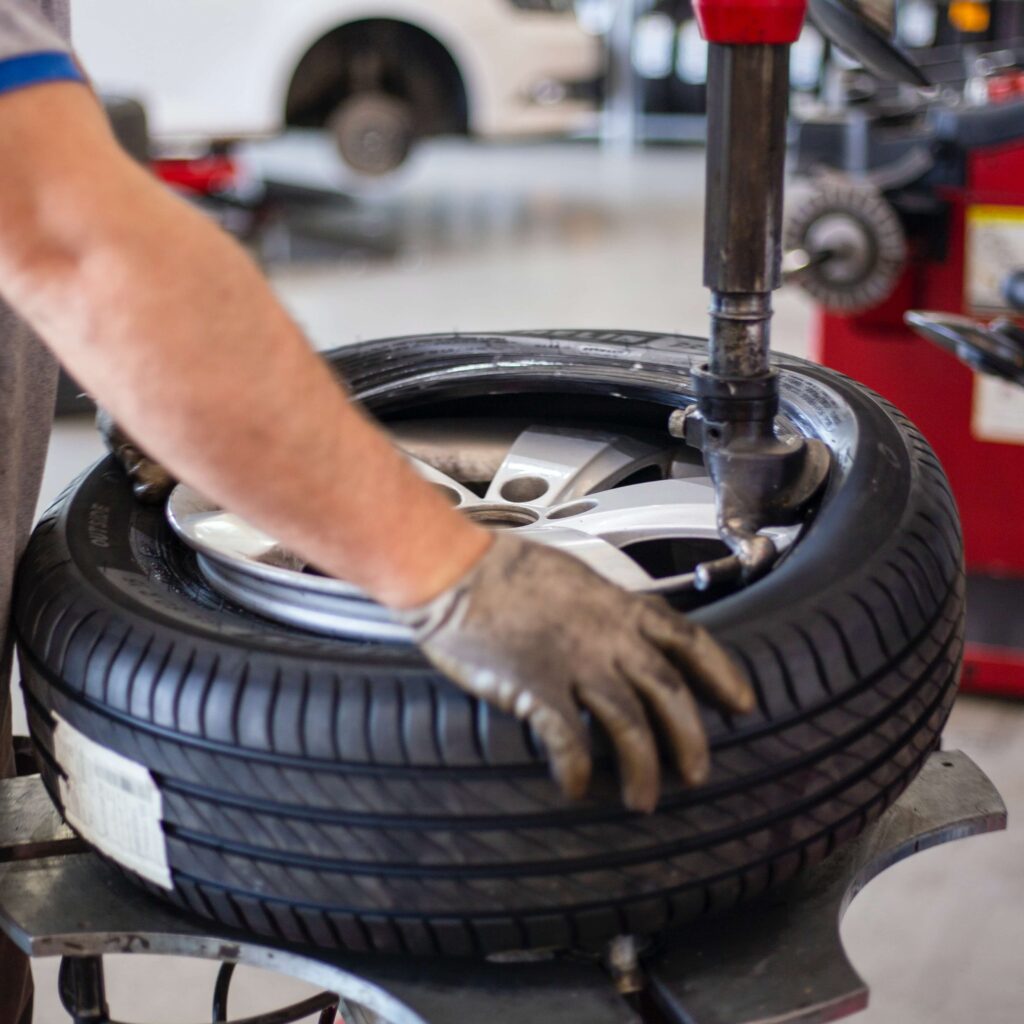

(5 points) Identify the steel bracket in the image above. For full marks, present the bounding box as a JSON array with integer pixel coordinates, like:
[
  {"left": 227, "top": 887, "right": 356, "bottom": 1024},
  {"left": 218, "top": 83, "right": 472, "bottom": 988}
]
[{"left": 671, "top": 369, "right": 832, "bottom": 587}]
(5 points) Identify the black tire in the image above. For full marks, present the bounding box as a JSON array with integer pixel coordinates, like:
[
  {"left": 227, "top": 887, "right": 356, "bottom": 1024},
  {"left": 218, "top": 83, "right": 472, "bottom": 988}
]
[
  {"left": 15, "top": 331, "right": 963, "bottom": 957},
  {"left": 329, "top": 92, "right": 415, "bottom": 176}
]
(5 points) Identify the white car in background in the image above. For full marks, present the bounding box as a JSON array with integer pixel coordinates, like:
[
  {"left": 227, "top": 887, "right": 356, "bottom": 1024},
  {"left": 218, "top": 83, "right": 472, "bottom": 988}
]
[{"left": 73, "top": 0, "right": 602, "bottom": 175}]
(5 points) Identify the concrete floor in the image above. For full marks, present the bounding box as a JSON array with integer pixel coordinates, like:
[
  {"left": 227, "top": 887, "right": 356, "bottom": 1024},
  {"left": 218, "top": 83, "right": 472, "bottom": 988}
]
[{"left": 10, "top": 138, "right": 1023, "bottom": 1022}]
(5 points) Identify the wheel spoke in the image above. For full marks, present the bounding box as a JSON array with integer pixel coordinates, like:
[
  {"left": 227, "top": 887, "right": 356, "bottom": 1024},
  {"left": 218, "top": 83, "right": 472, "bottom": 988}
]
[
  {"left": 392, "top": 418, "right": 527, "bottom": 485},
  {"left": 483, "top": 426, "right": 674, "bottom": 508},
  {"left": 518, "top": 525, "right": 657, "bottom": 589},
  {"left": 406, "top": 457, "right": 480, "bottom": 508},
  {"left": 538, "top": 477, "right": 720, "bottom": 548}
]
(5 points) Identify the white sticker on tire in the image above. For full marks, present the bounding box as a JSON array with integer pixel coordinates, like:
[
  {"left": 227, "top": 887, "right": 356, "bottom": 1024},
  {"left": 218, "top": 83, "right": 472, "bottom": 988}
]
[
  {"left": 54, "top": 714, "right": 173, "bottom": 889},
  {"left": 972, "top": 374, "right": 1024, "bottom": 445}
]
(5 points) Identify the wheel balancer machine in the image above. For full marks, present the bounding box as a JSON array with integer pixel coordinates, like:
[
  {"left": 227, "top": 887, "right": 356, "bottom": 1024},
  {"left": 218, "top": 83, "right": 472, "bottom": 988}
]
[{"left": 0, "top": 2, "right": 1006, "bottom": 1022}]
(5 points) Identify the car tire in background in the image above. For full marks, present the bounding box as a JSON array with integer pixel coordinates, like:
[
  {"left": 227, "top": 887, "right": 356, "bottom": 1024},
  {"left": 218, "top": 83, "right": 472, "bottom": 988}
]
[
  {"left": 16, "top": 331, "right": 964, "bottom": 956},
  {"left": 284, "top": 20, "right": 470, "bottom": 177},
  {"left": 328, "top": 92, "right": 417, "bottom": 177}
]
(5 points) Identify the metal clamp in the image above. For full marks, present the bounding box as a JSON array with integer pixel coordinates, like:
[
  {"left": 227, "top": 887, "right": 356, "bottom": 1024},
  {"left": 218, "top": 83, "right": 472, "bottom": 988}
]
[{"left": 670, "top": 369, "right": 831, "bottom": 587}]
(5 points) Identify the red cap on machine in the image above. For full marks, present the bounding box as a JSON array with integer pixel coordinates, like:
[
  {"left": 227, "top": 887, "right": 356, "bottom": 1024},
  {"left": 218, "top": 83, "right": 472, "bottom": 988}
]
[{"left": 693, "top": 0, "right": 808, "bottom": 44}]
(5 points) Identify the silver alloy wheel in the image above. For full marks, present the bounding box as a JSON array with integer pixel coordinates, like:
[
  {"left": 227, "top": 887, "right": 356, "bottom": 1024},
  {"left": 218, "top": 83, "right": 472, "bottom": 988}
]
[{"left": 167, "top": 419, "right": 801, "bottom": 642}]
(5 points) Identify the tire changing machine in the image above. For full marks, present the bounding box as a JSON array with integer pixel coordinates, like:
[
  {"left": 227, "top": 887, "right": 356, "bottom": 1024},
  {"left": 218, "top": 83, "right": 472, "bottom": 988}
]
[
  {"left": 2, "top": 1, "right": 1008, "bottom": 1021},
  {"left": 784, "top": 7, "right": 1024, "bottom": 697}
]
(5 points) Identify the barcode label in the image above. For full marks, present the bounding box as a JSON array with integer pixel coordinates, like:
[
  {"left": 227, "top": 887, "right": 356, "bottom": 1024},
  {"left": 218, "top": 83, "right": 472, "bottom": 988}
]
[{"left": 54, "top": 714, "right": 173, "bottom": 889}]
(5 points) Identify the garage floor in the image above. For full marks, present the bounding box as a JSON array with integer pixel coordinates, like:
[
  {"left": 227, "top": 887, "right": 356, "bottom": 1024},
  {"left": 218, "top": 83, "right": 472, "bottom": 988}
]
[{"left": 11, "top": 139, "right": 1023, "bottom": 1023}]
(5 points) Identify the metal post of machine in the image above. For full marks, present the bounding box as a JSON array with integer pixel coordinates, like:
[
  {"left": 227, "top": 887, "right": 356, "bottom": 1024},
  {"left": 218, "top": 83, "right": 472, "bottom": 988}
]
[
  {"left": 679, "top": 0, "right": 831, "bottom": 582},
  {"left": 703, "top": 42, "right": 791, "bottom": 377},
  {"left": 601, "top": 0, "right": 640, "bottom": 151}
]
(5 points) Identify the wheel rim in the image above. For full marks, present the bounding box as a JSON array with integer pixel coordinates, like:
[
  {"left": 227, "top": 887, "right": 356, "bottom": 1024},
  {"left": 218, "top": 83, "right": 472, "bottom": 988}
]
[{"left": 167, "top": 417, "right": 801, "bottom": 642}]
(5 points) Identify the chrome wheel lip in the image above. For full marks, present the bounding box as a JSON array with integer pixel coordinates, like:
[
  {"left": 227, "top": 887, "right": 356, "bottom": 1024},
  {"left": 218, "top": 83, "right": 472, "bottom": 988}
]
[
  {"left": 167, "top": 415, "right": 803, "bottom": 644},
  {"left": 196, "top": 554, "right": 407, "bottom": 643}
]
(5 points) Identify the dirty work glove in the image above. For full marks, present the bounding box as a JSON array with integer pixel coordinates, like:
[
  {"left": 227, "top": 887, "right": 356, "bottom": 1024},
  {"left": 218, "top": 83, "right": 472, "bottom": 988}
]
[
  {"left": 401, "top": 535, "right": 755, "bottom": 812},
  {"left": 96, "top": 409, "right": 176, "bottom": 504}
]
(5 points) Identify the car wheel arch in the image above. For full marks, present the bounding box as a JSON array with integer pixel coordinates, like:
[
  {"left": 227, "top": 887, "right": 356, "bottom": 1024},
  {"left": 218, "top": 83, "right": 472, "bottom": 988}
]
[{"left": 283, "top": 15, "right": 477, "bottom": 137}]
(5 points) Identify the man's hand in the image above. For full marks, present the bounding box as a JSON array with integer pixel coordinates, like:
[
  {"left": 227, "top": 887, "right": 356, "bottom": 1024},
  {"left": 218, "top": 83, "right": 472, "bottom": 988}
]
[
  {"left": 402, "top": 536, "right": 756, "bottom": 812},
  {"left": 96, "top": 409, "right": 176, "bottom": 504}
]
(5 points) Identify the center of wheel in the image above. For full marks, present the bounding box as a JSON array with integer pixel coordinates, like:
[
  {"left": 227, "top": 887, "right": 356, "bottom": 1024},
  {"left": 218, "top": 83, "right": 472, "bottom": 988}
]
[{"left": 465, "top": 504, "right": 539, "bottom": 529}]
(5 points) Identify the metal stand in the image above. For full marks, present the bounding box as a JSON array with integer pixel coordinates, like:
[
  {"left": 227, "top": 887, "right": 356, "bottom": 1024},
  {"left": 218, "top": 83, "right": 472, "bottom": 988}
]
[
  {"left": 0, "top": 751, "right": 1005, "bottom": 1024},
  {"left": 600, "top": 0, "right": 642, "bottom": 152}
]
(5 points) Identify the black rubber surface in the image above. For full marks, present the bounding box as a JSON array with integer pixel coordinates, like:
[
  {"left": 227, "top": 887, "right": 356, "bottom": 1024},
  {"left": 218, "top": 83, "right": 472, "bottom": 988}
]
[{"left": 15, "top": 331, "right": 964, "bottom": 956}]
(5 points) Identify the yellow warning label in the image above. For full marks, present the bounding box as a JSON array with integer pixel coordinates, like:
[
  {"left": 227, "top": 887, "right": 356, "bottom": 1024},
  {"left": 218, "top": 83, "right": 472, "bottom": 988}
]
[
  {"left": 969, "top": 205, "right": 1024, "bottom": 225},
  {"left": 966, "top": 205, "right": 1024, "bottom": 311}
]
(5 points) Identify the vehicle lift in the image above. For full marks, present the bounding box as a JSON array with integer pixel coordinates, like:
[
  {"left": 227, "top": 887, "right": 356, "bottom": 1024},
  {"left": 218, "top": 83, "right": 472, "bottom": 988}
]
[{"left": 1, "top": 1, "right": 1007, "bottom": 1021}]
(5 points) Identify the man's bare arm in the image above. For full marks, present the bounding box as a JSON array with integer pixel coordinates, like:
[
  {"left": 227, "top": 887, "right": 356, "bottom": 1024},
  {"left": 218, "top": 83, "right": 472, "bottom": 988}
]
[
  {"left": 0, "top": 82, "right": 490, "bottom": 608},
  {"left": 0, "top": 81, "right": 756, "bottom": 809}
]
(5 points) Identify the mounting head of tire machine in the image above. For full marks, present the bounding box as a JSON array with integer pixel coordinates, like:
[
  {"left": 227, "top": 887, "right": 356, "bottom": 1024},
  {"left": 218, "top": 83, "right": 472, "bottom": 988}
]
[
  {"left": 675, "top": 0, "right": 831, "bottom": 588},
  {"left": 681, "top": 0, "right": 923, "bottom": 587}
]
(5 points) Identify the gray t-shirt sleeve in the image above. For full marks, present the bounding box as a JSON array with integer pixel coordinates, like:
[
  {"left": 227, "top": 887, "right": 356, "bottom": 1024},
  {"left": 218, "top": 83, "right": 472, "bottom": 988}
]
[
  {"left": 0, "top": 1, "right": 71, "bottom": 61},
  {"left": 0, "top": 1, "right": 79, "bottom": 97}
]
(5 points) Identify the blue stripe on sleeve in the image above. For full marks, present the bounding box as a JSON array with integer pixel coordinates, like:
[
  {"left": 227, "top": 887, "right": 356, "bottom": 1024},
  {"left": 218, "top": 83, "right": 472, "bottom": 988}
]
[{"left": 0, "top": 51, "right": 84, "bottom": 97}]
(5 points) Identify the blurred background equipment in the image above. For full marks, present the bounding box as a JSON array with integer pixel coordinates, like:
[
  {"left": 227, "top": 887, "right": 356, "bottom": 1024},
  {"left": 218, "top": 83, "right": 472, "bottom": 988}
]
[
  {"left": 785, "top": 0, "right": 1024, "bottom": 697},
  {"left": 71, "top": 0, "right": 835, "bottom": 160},
  {"left": 784, "top": 179, "right": 909, "bottom": 312},
  {"left": 608, "top": 0, "right": 829, "bottom": 142},
  {"left": 72, "top": 0, "right": 603, "bottom": 175}
]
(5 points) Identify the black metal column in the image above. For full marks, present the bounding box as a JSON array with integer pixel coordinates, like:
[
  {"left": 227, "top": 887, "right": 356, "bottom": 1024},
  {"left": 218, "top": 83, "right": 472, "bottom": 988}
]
[{"left": 703, "top": 43, "right": 791, "bottom": 378}]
